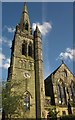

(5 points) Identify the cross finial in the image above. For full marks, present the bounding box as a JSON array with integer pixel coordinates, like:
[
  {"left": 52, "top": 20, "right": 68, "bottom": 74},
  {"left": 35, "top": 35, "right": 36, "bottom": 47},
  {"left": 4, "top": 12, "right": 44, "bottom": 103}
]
[
  {"left": 61, "top": 59, "right": 64, "bottom": 64},
  {"left": 24, "top": 2, "right": 26, "bottom": 6}
]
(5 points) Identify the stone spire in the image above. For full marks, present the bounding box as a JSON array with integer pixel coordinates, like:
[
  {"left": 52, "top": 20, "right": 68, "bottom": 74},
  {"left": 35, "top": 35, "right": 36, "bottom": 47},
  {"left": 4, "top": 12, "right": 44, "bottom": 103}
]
[
  {"left": 23, "top": 2, "right": 28, "bottom": 14},
  {"left": 34, "top": 25, "right": 41, "bottom": 38},
  {"left": 20, "top": 3, "right": 30, "bottom": 32}
]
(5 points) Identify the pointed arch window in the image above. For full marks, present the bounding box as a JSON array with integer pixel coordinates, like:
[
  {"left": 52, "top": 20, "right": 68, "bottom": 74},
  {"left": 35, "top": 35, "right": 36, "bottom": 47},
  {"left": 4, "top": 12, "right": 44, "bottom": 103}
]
[
  {"left": 57, "top": 80, "right": 66, "bottom": 105},
  {"left": 73, "top": 83, "right": 75, "bottom": 97},
  {"left": 61, "top": 82, "right": 66, "bottom": 104},
  {"left": 70, "top": 86, "right": 73, "bottom": 100},
  {"left": 57, "top": 84, "right": 62, "bottom": 104},
  {"left": 69, "top": 81, "right": 75, "bottom": 101},
  {"left": 22, "top": 42, "right": 27, "bottom": 56},
  {"left": 24, "top": 93, "right": 30, "bottom": 112},
  {"left": 28, "top": 42, "right": 32, "bottom": 57},
  {"left": 71, "top": 81, "right": 75, "bottom": 97}
]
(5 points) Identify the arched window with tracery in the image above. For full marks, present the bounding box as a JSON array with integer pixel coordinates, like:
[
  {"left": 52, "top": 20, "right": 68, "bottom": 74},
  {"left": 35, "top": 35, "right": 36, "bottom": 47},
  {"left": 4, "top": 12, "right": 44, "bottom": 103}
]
[
  {"left": 22, "top": 41, "right": 27, "bottom": 56},
  {"left": 24, "top": 92, "right": 30, "bottom": 112},
  {"left": 61, "top": 82, "right": 66, "bottom": 104},
  {"left": 28, "top": 42, "right": 32, "bottom": 57},
  {"left": 57, "top": 84, "right": 61, "bottom": 104},
  {"left": 73, "top": 82, "right": 75, "bottom": 97},
  {"left": 69, "top": 80, "right": 75, "bottom": 102},
  {"left": 57, "top": 80, "right": 66, "bottom": 105}
]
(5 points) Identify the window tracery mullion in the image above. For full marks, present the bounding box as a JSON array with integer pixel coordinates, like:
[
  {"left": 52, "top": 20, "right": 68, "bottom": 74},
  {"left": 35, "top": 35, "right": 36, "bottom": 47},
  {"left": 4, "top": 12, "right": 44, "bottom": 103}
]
[
  {"left": 60, "top": 85, "right": 65, "bottom": 104},
  {"left": 57, "top": 84, "right": 62, "bottom": 104},
  {"left": 57, "top": 81, "right": 67, "bottom": 105}
]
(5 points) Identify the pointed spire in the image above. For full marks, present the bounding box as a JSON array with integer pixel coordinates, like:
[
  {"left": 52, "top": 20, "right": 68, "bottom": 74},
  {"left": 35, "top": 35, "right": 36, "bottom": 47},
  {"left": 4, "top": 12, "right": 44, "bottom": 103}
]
[
  {"left": 36, "top": 25, "right": 41, "bottom": 33},
  {"left": 20, "top": 3, "right": 30, "bottom": 33},
  {"left": 34, "top": 25, "right": 41, "bottom": 38},
  {"left": 23, "top": 2, "right": 28, "bottom": 14}
]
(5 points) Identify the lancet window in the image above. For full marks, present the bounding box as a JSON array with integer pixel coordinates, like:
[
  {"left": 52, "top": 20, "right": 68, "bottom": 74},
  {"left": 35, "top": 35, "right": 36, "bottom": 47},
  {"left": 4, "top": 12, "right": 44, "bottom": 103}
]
[
  {"left": 69, "top": 80, "right": 75, "bottom": 101},
  {"left": 28, "top": 42, "right": 32, "bottom": 57},
  {"left": 57, "top": 84, "right": 61, "bottom": 104},
  {"left": 24, "top": 93, "right": 30, "bottom": 112},
  {"left": 57, "top": 80, "right": 66, "bottom": 105},
  {"left": 22, "top": 41, "right": 33, "bottom": 58},
  {"left": 22, "top": 42, "right": 27, "bottom": 56}
]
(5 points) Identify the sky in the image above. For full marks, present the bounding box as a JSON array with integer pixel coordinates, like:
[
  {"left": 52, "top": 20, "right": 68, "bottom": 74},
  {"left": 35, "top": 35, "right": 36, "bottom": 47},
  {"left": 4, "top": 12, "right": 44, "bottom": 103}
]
[{"left": 1, "top": 2, "right": 74, "bottom": 81}]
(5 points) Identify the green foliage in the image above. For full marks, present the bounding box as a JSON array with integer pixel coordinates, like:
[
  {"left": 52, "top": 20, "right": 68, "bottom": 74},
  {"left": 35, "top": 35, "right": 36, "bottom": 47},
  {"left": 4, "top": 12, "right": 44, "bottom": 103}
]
[
  {"left": 46, "top": 105, "right": 59, "bottom": 118},
  {"left": 2, "top": 81, "right": 21, "bottom": 117}
]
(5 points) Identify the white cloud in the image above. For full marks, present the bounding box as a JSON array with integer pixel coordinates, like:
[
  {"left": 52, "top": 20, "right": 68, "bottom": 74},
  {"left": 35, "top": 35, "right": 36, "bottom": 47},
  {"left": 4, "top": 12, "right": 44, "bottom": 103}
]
[
  {"left": 7, "top": 27, "right": 15, "bottom": 33},
  {"left": 3, "top": 38, "right": 12, "bottom": 48},
  {"left": 1, "top": 36, "right": 12, "bottom": 48},
  {"left": 32, "top": 22, "right": 52, "bottom": 36},
  {"left": 0, "top": 52, "right": 10, "bottom": 69},
  {"left": 57, "top": 48, "right": 75, "bottom": 61},
  {"left": 0, "top": 36, "right": 11, "bottom": 69},
  {"left": 4, "top": 25, "right": 15, "bottom": 33},
  {"left": 3, "top": 61, "right": 10, "bottom": 69},
  {"left": 0, "top": 53, "right": 5, "bottom": 61},
  {"left": 3, "top": 58, "right": 10, "bottom": 69},
  {"left": 0, "top": 53, "right": 5, "bottom": 68}
]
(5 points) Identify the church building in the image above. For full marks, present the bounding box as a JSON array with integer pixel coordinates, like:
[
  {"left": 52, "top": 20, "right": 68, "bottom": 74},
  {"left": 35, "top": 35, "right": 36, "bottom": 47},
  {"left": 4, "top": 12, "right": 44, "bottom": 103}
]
[
  {"left": 45, "top": 61, "right": 75, "bottom": 117},
  {"left": 3, "top": 2, "right": 75, "bottom": 119}
]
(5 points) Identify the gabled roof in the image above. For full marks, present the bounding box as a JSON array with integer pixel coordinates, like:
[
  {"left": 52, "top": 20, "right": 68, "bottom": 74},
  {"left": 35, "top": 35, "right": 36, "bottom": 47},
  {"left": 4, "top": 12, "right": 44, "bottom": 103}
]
[{"left": 45, "top": 61, "right": 75, "bottom": 80}]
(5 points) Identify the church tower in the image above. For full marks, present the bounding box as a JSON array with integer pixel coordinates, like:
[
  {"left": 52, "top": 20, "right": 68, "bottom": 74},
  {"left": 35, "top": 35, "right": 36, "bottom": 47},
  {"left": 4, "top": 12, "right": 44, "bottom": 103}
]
[
  {"left": 7, "top": 3, "right": 45, "bottom": 119},
  {"left": 34, "top": 26, "right": 45, "bottom": 118}
]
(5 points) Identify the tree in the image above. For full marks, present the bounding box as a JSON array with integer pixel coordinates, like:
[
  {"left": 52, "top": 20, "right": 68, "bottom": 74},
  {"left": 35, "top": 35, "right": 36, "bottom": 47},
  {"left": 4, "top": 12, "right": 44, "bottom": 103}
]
[
  {"left": 2, "top": 81, "right": 21, "bottom": 119},
  {"left": 46, "top": 105, "right": 59, "bottom": 119}
]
